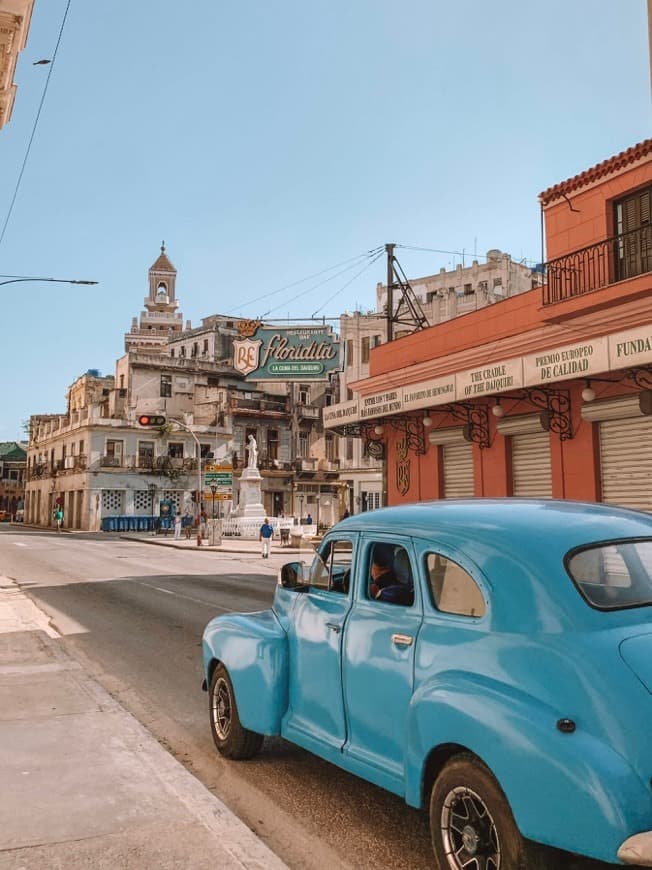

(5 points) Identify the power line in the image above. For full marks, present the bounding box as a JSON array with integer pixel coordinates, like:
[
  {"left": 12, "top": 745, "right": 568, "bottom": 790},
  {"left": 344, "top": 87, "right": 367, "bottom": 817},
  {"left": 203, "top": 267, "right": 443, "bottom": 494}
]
[
  {"left": 226, "top": 246, "right": 384, "bottom": 316},
  {"left": 263, "top": 249, "right": 384, "bottom": 317},
  {"left": 0, "top": 0, "right": 73, "bottom": 252},
  {"left": 312, "top": 250, "right": 385, "bottom": 316},
  {"left": 396, "top": 243, "right": 539, "bottom": 267}
]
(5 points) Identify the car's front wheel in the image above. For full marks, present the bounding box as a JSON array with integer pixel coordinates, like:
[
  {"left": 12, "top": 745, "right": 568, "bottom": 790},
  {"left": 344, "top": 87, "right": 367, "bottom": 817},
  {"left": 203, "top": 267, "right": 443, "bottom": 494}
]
[
  {"left": 209, "top": 663, "right": 264, "bottom": 760},
  {"left": 430, "top": 754, "right": 540, "bottom": 870}
]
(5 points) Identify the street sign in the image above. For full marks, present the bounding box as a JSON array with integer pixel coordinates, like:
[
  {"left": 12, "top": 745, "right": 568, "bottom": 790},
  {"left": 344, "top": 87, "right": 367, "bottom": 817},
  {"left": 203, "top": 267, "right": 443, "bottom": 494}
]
[
  {"left": 204, "top": 463, "right": 233, "bottom": 488},
  {"left": 205, "top": 491, "right": 232, "bottom": 501}
]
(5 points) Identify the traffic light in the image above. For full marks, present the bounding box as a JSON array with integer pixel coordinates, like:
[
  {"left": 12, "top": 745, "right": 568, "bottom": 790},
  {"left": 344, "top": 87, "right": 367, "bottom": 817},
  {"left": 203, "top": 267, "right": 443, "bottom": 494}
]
[{"left": 137, "top": 414, "right": 166, "bottom": 426}]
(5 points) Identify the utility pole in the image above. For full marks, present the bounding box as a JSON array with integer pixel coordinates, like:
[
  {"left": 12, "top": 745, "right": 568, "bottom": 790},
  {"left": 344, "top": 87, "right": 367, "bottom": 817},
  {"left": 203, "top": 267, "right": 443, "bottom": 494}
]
[{"left": 386, "top": 242, "right": 395, "bottom": 343}]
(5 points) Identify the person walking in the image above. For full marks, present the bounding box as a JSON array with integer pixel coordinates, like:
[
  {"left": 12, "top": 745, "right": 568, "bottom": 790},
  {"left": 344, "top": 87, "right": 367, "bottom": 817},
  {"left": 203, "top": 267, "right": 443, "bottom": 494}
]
[
  {"left": 259, "top": 518, "right": 274, "bottom": 559},
  {"left": 173, "top": 513, "right": 182, "bottom": 540},
  {"left": 54, "top": 507, "right": 64, "bottom": 532}
]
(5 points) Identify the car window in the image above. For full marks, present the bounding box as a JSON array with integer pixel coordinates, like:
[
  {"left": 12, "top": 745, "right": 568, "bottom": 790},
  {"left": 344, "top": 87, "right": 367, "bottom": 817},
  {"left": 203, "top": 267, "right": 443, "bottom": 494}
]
[
  {"left": 367, "top": 541, "right": 414, "bottom": 606},
  {"left": 309, "top": 538, "right": 353, "bottom": 594},
  {"left": 567, "top": 539, "right": 652, "bottom": 610},
  {"left": 426, "top": 553, "right": 486, "bottom": 617}
]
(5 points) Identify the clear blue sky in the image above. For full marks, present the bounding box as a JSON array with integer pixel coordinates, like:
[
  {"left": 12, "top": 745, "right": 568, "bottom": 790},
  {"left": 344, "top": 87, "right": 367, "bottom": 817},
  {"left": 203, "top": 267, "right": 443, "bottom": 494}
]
[{"left": 0, "top": 0, "right": 649, "bottom": 441}]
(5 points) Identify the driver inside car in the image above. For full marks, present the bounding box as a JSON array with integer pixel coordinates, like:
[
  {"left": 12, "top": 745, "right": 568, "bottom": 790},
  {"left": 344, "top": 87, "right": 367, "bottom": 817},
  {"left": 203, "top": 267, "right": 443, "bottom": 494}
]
[{"left": 370, "top": 544, "right": 414, "bottom": 606}]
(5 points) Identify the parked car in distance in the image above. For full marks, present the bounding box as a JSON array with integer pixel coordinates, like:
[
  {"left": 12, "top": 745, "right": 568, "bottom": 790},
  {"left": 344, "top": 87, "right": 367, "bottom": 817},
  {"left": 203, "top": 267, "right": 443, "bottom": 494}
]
[
  {"left": 0, "top": 509, "right": 9, "bottom": 522},
  {"left": 202, "top": 500, "right": 652, "bottom": 869}
]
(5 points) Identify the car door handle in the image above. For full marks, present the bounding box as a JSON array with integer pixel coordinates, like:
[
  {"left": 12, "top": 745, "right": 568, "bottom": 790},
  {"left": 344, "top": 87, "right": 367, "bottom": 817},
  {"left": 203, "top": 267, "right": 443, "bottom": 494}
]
[
  {"left": 391, "top": 633, "right": 413, "bottom": 647},
  {"left": 326, "top": 622, "right": 341, "bottom": 634}
]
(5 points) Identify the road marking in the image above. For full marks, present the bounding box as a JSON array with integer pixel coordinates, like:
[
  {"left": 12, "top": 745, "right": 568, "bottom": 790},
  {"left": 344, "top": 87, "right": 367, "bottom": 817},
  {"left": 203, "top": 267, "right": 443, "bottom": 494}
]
[
  {"left": 13, "top": 542, "right": 27, "bottom": 547},
  {"left": 137, "top": 580, "right": 232, "bottom": 612}
]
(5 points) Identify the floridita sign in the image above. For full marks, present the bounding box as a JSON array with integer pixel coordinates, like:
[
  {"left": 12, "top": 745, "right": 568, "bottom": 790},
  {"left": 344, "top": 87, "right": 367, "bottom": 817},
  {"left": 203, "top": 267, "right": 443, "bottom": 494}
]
[
  {"left": 324, "top": 323, "right": 652, "bottom": 428},
  {"left": 233, "top": 321, "right": 342, "bottom": 381}
]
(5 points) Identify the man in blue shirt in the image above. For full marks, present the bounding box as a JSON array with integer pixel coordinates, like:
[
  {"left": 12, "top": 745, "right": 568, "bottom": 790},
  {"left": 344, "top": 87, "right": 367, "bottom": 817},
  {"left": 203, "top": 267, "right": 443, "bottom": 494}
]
[{"left": 259, "top": 518, "right": 274, "bottom": 558}]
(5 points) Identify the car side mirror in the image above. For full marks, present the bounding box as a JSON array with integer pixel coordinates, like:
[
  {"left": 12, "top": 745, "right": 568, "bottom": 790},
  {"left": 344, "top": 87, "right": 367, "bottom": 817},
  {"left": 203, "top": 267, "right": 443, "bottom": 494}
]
[{"left": 279, "top": 561, "right": 309, "bottom": 590}]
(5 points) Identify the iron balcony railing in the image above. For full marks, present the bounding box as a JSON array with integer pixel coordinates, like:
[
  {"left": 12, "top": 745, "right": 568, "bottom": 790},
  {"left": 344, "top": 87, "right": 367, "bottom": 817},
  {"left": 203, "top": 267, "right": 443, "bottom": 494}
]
[{"left": 543, "top": 224, "right": 651, "bottom": 305}]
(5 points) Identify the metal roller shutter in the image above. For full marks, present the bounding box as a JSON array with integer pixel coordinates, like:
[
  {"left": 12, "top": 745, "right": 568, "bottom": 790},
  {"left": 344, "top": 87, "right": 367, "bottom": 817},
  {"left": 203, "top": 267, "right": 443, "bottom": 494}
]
[
  {"left": 511, "top": 432, "right": 552, "bottom": 497},
  {"left": 443, "top": 442, "right": 474, "bottom": 498},
  {"left": 599, "top": 417, "right": 652, "bottom": 512}
]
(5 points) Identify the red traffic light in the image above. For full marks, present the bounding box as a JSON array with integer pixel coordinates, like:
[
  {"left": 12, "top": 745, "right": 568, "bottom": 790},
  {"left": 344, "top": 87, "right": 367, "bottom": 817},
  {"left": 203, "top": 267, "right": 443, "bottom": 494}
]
[{"left": 137, "top": 414, "right": 166, "bottom": 426}]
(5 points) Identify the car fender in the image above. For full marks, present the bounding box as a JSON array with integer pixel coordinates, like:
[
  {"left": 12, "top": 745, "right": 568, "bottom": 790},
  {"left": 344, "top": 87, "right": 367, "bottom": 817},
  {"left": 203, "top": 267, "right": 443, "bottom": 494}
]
[
  {"left": 202, "top": 609, "right": 288, "bottom": 735},
  {"left": 405, "top": 671, "right": 652, "bottom": 863}
]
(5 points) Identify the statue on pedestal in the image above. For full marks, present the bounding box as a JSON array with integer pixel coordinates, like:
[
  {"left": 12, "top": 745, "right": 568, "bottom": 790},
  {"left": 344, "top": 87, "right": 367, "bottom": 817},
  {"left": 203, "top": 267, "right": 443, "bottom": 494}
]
[{"left": 246, "top": 434, "right": 258, "bottom": 469}]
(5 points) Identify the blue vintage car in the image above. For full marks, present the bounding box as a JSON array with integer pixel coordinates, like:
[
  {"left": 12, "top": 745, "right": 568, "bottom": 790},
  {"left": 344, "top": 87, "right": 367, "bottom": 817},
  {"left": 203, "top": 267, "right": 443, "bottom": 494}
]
[{"left": 202, "top": 500, "right": 652, "bottom": 868}]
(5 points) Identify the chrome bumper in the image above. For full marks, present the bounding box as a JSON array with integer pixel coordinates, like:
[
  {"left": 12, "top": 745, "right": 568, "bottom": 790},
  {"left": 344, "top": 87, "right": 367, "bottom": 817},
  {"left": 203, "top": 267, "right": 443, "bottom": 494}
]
[{"left": 618, "top": 832, "right": 652, "bottom": 866}]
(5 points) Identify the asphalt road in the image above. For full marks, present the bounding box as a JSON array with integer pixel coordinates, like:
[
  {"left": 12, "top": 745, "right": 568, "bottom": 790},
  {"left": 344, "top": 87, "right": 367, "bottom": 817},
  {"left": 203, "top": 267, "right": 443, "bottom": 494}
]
[{"left": 0, "top": 526, "right": 633, "bottom": 870}]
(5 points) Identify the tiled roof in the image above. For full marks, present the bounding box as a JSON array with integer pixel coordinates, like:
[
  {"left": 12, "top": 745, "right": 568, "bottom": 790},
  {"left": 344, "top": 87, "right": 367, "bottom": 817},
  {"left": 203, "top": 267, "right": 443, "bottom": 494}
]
[
  {"left": 0, "top": 441, "right": 26, "bottom": 460},
  {"left": 539, "top": 139, "right": 652, "bottom": 206}
]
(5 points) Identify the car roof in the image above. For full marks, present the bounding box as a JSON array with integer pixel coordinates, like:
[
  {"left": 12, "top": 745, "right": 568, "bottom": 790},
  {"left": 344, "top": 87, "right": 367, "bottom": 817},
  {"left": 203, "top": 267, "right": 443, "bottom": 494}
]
[
  {"left": 333, "top": 500, "right": 652, "bottom": 629},
  {"left": 336, "top": 499, "right": 652, "bottom": 550}
]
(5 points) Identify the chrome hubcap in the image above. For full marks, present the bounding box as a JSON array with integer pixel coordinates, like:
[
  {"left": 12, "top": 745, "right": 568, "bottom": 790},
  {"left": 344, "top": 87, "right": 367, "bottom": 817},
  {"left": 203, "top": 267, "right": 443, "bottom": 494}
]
[
  {"left": 211, "top": 677, "right": 232, "bottom": 740},
  {"left": 441, "top": 786, "right": 500, "bottom": 870}
]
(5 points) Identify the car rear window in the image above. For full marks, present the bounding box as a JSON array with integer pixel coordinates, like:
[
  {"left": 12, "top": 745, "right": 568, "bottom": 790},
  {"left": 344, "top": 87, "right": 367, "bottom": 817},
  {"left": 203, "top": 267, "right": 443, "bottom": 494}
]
[{"left": 566, "top": 539, "right": 652, "bottom": 610}]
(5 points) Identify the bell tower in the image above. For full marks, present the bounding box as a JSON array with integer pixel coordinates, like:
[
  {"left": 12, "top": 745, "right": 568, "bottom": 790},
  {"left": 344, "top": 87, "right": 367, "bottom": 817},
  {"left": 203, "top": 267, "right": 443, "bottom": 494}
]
[{"left": 124, "top": 243, "right": 185, "bottom": 354}]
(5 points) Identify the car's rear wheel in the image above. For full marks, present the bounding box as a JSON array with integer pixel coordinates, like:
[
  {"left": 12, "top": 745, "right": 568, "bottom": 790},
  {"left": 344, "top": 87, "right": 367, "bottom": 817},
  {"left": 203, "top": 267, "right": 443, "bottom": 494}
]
[
  {"left": 430, "top": 754, "right": 539, "bottom": 870},
  {"left": 209, "top": 663, "right": 264, "bottom": 760}
]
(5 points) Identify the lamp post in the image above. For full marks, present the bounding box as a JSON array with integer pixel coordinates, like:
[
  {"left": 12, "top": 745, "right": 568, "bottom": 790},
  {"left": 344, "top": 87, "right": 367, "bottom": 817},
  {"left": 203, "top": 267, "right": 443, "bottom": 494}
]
[
  {"left": 148, "top": 482, "right": 156, "bottom": 534},
  {"left": 209, "top": 484, "right": 217, "bottom": 545},
  {"left": 0, "top": 276, "right": 97, "bottom": 288}
]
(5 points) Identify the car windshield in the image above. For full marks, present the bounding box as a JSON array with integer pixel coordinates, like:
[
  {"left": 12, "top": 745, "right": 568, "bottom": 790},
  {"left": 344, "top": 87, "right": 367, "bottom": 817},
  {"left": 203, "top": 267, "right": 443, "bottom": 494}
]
[{"left": 566, "top": 539, "right": 652, "bottom": 610}]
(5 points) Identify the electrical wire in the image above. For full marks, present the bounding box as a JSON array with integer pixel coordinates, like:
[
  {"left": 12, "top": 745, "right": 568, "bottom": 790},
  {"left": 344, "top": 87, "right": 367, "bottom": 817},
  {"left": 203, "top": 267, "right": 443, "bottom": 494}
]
[
  {"left": 0, "top": 0, "right": 73, "bottom": 252},
  {"left": 263, "top": 250, "right": 383, "bottom": 316},
  {"left": 226, "top": 246, "right": 384, "bottom": 316},
  {"left": 311, "top": 250, "right": 385, "bottom": 316},
  {"left": 396, "top": 243, "right": 539, "bottom": 267}
]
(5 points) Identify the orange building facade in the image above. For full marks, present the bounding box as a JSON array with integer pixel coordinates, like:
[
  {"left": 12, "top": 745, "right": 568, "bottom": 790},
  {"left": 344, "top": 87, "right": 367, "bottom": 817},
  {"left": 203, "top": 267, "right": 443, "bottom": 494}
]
[{"left": 327, "top": 140, "right": 651, "bottom": 512}]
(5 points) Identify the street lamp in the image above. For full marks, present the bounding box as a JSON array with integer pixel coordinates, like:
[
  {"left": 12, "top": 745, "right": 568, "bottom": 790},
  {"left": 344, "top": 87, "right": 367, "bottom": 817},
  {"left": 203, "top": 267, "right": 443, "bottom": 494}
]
[
  {"left": 147, "top": 482, "right": 157, "bottom": 534},
  {"left": 209, "top": 484, "right": 217, "bottom": 545},
  {"left": 0, "top": 276, "right": 98, "bottom": 288},
  {"left": 165, "top": 417, "right": 205, "bottom": 542}
]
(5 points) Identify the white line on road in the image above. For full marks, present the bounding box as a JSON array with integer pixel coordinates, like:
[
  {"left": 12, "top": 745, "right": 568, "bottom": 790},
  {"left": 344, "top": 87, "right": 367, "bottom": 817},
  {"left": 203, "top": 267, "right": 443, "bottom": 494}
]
[
  {"left": 13, "top": 542, "right": 27, "bottom": 547},
  {"left": 136, "top": 580, "right": 233, "bottom": 612}
]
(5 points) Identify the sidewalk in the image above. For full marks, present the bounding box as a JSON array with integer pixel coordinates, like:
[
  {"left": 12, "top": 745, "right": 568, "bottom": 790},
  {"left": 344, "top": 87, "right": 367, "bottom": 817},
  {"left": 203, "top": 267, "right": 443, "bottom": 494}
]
[
  {"left": 0, "top": 575, "right": 289, "bottom": 869},
  {"left": 118, "top": 531, "right": 319, "bottom": 557}
]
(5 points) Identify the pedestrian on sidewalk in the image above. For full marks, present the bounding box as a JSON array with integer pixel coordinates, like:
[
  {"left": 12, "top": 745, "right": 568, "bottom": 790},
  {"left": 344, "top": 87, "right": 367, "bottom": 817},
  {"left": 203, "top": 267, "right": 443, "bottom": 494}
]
[
  {"left": 54, "top": 507, "right": 64, "bottom": 532},
  {"left": 174, "top": 513, "right": 182, "bottom": 540},
  {"left": 184, "top": 510, "right": 193, "bottom": 539},
  {"left": 259, "top": 518, "right": 274, "bottom": 559}
]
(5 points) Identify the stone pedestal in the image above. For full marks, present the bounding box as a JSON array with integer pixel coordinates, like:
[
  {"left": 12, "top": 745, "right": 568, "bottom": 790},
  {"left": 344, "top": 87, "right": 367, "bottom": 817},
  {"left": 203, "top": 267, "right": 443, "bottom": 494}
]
[{"left": 232, "top": 467, "right": 265, "bottom": 518}]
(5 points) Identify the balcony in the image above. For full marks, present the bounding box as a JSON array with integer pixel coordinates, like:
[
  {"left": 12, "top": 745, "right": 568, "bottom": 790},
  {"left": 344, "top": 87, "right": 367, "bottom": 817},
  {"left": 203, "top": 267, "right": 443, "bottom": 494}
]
[
  {"left": 100, "top": 455, "right": 122, "bottom": 468},
  {"left": 544, "top": 225, "right": 651, "bottom": 306},
  {"left": 296, "top": 405, "right": 320, "bottom": 420},
  {"left": 229, "top": 396, "right": 290, "bottom": 416}
]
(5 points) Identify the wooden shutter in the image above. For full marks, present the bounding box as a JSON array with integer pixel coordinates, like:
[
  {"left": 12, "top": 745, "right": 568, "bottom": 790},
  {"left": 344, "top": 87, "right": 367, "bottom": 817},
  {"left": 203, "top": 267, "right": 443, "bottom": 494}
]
[
  {"left": 511, "top": 432, "right": 552, "bottom": 497},
  {"left": 616, "top": 185, "right": 651, "bottom": 280},
  {"left": 599, "top": 417, "right": 652, "bottom": 512}
]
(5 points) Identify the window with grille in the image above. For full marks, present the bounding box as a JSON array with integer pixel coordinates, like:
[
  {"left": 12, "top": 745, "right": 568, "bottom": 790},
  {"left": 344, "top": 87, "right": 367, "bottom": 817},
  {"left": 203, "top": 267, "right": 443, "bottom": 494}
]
[
  {"left": 161, "top": 375, "right": 172, "bottom": 397},
  {"left": 298, "top": 432, "right": 308, "bottom": 457},
  {"left": 102, "top": 490, "right": 124, "bottom": 512},
  {"left": 615, "top": 185, "right": 651, "bottom": 281},
  {"left": 134, "top": 490, "right": 152, "bottom": 512},
  {"left": 168, "top": 442, "right": 184, "bottom": 458}
]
